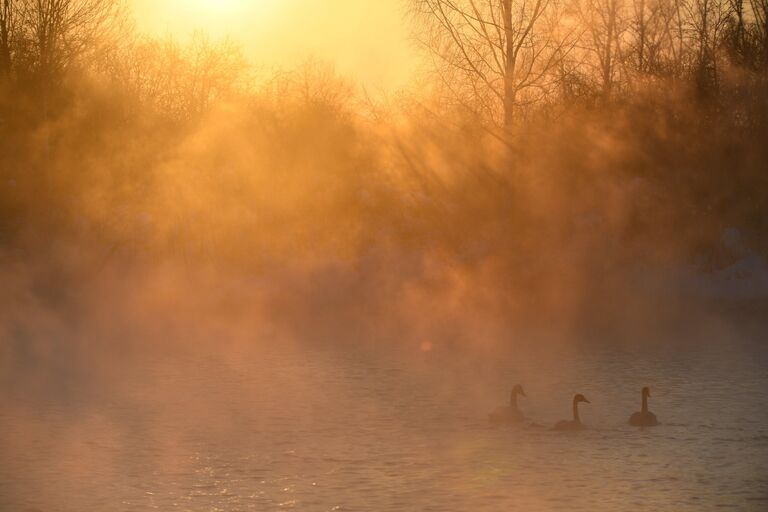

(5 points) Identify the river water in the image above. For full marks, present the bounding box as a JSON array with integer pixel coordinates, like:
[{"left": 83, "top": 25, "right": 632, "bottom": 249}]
[{"left": 2, "top": 334, "right": 767, "bottom": 511}]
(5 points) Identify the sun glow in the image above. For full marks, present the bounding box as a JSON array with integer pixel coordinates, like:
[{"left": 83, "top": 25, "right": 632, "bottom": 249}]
[
  {"left": 131, "top": 0, "right": 419, "bottom": 91},
  {"left": 195, "top": 0, "right": 236, "bottom": 7},
  {"left": 133, "top": 0, "right": 271, "bottom": 35},
  {"left": 190, "top": 0, "right": 253, "bottom": 14}
]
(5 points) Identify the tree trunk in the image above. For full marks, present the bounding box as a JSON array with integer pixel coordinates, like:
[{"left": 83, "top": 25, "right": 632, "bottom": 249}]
[
  {"left": 637, "top": 0, "right": 646, "bottom": 72},
  {"left": 603, "top": 0, "right": 616, "bottom": 100},
  {"left": 0, "top": 0, "right": 12, "bottom": 78},
  {"left": 502, "top": 0, "right": 516, "bottom": 131}
]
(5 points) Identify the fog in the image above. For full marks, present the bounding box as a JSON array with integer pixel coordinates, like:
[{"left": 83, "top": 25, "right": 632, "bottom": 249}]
[{"left": 1, "top": 1, "right": 768, "bottom": 510}]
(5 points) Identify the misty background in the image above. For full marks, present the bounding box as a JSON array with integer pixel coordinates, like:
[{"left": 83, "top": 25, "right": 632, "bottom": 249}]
[
  {"left": 1, "top": 0, "right": 767, "bottom": 344},
  {"left": 1, "top": 1, "right": 768, "bottom": 509}
]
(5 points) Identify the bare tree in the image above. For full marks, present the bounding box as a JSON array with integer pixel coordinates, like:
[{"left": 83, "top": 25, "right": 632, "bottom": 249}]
[
  {"left": 17, "top": 0, "right": 124, "bottom": 77},
  {"left": 412, "top": 0, "right": 574, "bottom": 130},
  {"left": 183, "top": 32, "right": 248, "bottom": 115},
  {"left": 728, "top": 0, "right": 746, "bottom": 55},
  {"left": 618, "top": 0, "right": 679, "bottom": 78},
  {"left": 574, "top": 0, "right": 626, "bottom": 99},
  {"left": 750, "top": 0, "right": 768, "bottom": 68},
  {"left": 660, "top": 0, "right": 689, "bottom": 77},
  {"left": 0, "top": 0, "right": 15, "bottom": 77},
  {"left": 111, "top": 32, "right": 248, "bottom": 119},
  {"left": 685, "top": 0, "right": 729, "bottom": 93}
]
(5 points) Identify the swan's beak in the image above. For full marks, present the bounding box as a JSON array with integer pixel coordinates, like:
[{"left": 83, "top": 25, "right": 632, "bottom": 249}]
[
  {"left": 520, "top": 388, "right": 527, "bottom": 397},
  {"left": 583, "top": 397, "right": 591, "bottom": 403},
  {"left": 647, "top": 390, "right": 651, "bottom": 398}
]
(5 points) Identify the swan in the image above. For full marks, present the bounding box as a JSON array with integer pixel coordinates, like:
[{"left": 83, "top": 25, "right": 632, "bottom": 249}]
[
  {"left": 553, "top": 394, "right": 590, "bottom": 431},
  {"left": 629, "top": 387, "right": 658, "bottom": 426},
  {"left": 488, "top": 384, "right": 527, "bottom": 424}
]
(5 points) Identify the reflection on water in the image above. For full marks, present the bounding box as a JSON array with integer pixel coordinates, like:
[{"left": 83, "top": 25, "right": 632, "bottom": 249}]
[{"left": 1, "top": 339, "right": 767, "bottom": 511}]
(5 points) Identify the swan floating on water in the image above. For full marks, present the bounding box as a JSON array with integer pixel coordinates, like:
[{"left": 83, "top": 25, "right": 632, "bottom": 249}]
[
  {"left": 629, "top": 387, "right": 658, "bottom": 426},
  {"left": 489, "top": 384, "right": 527, "bottom": 424},
  {"left": 553, "top": 394, "right": 590, "bottom": 431}
]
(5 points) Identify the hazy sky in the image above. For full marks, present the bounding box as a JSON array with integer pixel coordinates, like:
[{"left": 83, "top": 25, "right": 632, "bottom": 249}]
[{"left": 130, "top": 0, "right": 421, "bottom": 91}]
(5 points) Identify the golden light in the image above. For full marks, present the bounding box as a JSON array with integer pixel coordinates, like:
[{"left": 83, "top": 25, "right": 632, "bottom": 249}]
[
  {"left": 131, "top": 0, "right": 418, "bottom": 91},
  {"left": 189, "top": 0, "right": 249, "bottom": 13},
  {"left": 137, "top": 0, "right": 272, "bottom": 31}
]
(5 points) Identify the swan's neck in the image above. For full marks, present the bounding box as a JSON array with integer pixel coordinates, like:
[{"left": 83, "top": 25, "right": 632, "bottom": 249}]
[
  {"left": 641, "top": 394, "right": 648, "bottom": 413},
  {"left": 572, "top": 401, "right": 580, "bottom": 422},
  {"left": 509, "top": 392, "right": 518, "bottom": 410}
]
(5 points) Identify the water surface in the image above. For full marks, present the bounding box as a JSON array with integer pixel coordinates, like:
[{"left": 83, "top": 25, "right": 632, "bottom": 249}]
[{"left": 2, "top": 338, "right": 767, "bottom": 511}]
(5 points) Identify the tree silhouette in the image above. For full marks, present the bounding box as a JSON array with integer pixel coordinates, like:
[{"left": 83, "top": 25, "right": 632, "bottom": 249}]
[
  {"left": 412, "top": 0, "right": 576, "bottom": 130},
  {"left": 0, "top": 0, "right": 15, "bottom": 77},
  {"left": 6, "top": 0, "right": 125, "bottom": 79}
]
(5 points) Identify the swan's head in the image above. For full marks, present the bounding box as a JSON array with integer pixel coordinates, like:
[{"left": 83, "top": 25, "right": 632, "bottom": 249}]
[
  {"left": 574, "top": 394, "right": 590, "bottom": 404},
  {"left": 513, "top": 384, "right": 526, "bottom": 397},
  {"left": 642, "top": 387, "right": 651, "bottom": 397}
]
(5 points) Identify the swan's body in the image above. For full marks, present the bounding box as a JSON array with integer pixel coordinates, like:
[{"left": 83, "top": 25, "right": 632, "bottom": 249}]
[
  {"left": 553, "top": 394, "right": 590, "bottom": 431},
  {"left": 629, "top": 387, "right": 658, "bottom": 427},
  {"left": 489, "top": 384, "right": 527, "bottom": 424}
]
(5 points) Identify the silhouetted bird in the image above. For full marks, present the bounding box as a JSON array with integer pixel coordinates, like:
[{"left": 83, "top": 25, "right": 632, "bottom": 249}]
[
  {"left": 553, "top": 394, "right": 590, "bottom": 431},
  {"left": 629, "top": 387, "right": 658, "bottom": 426},
  {"left": 489, "top": 384, "right": 527, "bottom": 424}
]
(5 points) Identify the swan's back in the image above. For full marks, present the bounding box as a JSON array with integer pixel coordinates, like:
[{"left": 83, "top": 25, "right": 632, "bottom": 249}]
[
  {"left": 489, "top": 407, "right": 525, "bottom": 425},
  {"left": 629, "top": 411, "right": 658, "bottom": 427},
  {"left": 553, "top": 419, "right": 584, "bottom": 431}
]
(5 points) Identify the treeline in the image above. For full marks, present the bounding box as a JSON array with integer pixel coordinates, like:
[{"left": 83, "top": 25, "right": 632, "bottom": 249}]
[
  {"left": 0, "top": 0, "right": 125, "bottom": 81},
  {"left": 0, "top": 0, "right": 766, "bottom": 303},
  {"left": 414, "top": 0, "right": 768, "bottom": 126},
  {"left": 0, "top": 1, "right": 249, "bottom": 118}
]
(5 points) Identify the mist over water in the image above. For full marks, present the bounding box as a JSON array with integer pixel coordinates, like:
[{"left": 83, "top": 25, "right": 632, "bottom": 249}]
[
  {"left": 1, "top": 265, "right": 768, "bottom": 511},
  {"left": 2, "top": 287, "right": 767, "bottom": 511},
  {"left": 2, "top": 0, "right": 768, "bottom": 510}
]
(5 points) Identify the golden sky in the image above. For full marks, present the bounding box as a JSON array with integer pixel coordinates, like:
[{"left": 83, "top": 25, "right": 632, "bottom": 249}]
[{"left": 130, "top": 0, "right": 420, "bottom": 91}]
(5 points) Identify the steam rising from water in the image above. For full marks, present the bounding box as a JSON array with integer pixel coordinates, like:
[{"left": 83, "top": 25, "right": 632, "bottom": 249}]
[
  {"left": 1, "top": 261, "right": 767, "bottom": 510},
  {"left": 2, "top": 2, "right": 768, "bottom": 507}
]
